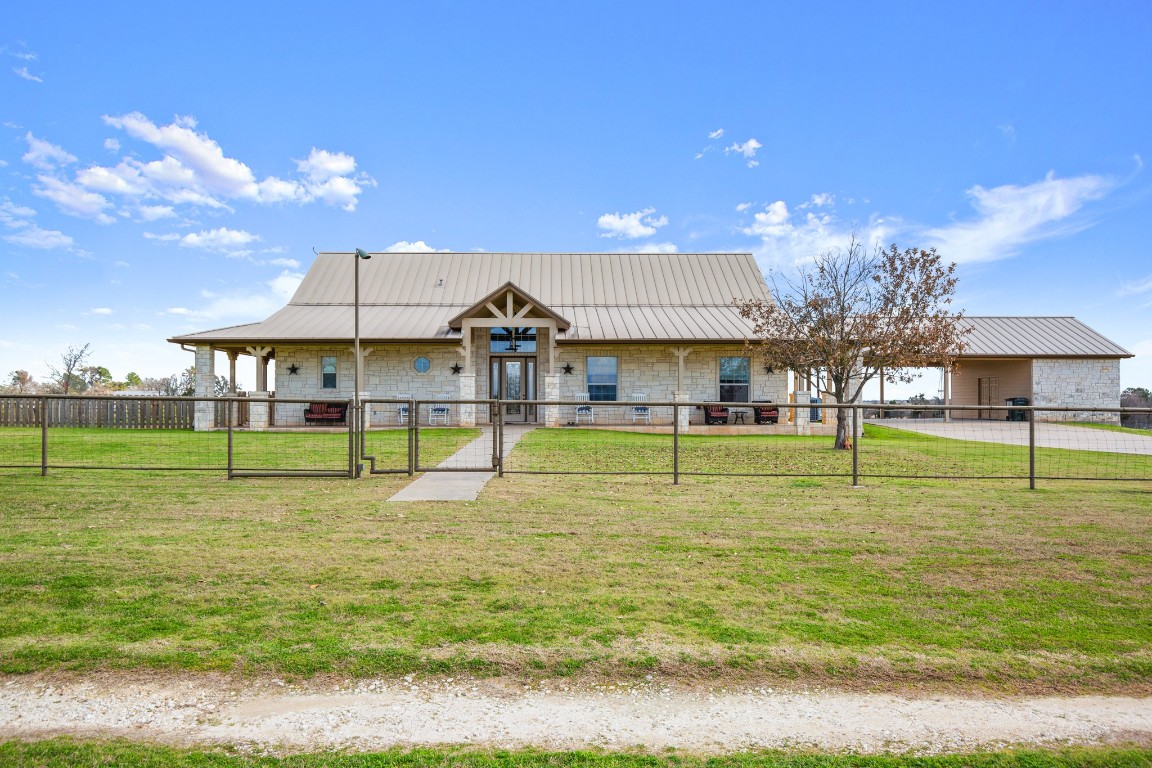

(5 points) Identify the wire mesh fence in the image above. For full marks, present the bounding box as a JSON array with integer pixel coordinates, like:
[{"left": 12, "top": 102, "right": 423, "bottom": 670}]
[{"left": 3, "top": 394, "right": 1150, "bottom": 486}]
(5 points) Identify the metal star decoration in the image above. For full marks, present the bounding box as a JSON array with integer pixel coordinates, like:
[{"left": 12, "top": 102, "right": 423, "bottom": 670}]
[
  {"left": 562, "top": 363, "right": 574, "bottom": 375},
  {"left": 287, "top": 364, "right": 300, "bottom": 375},
  {"left": 450, "top": 363, "right": 463, "bottom": 374}
]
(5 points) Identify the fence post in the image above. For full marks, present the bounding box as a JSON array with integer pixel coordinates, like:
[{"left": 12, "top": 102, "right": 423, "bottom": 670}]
[
  {"left": 491, "top": 399, "right": 500, "bottom": 473},
  {"left": 413, "top": 399, "right": 421, "bottom": 473},
  {"left": 851, "top": 404, "right": 860, "bottom": 487},
  {"left": 407, "top": 398, "right": 415, "bottom": 476},
  {"left": 673, "top": 403, "right": 680, "bottom": 485},
  {"left": 227, "top": 399, "right": 235, "bottom": 480},
  {"left": 497, "top": 399, "right": 505, "bottom": 478},
  {"left": 1029, "top": 407, "right": 1036, "bottom": 490},
  {"left": 40, "top": 396, "right": 48, "bottom": 476}
]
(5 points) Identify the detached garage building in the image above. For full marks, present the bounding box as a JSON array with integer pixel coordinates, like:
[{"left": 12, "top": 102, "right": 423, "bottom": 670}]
[{"left": 947, "top": 316, "right": 1132, "bottom": 422}]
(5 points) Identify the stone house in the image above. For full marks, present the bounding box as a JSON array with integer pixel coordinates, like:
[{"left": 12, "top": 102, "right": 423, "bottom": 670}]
[{"left": 169, "top": 251, "right": 1131, "bottom": 429}]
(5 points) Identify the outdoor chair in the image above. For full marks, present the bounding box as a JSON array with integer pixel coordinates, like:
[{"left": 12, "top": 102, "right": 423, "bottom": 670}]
[
  {"left": 630, "top": 392, "right": 651, "bottom": 424},
  {"left": 429, "top": 393, "right": 451, "bottom": 425},
  {"left": 575, "top": 392, "right": 594, "bottom": 424},
  {"left": 396, "top": 393, "right": 411, "bottom": 425}
]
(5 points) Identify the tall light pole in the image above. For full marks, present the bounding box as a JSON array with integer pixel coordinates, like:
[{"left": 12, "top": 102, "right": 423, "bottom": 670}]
[{"left": 354, "top": 248, "right": 372, "bottom": 476}]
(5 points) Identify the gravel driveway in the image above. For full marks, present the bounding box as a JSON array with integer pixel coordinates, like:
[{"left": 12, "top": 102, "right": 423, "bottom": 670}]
[
  {"left": 867, "top": 419, "right": 1152, "bottom": 455},
  {"left": 3, "top": 674, "right": 1150, "bottom": 755}
]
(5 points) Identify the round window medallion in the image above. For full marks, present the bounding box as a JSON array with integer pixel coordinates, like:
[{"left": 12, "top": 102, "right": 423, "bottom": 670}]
[{"left": 413, "top": 356, "right": 431, "bottom": 374}]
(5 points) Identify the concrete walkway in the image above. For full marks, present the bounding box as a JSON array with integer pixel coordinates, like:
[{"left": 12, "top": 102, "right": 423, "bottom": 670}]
[{"left": 387, "top": 424, "right": 534, "bottom": 502}]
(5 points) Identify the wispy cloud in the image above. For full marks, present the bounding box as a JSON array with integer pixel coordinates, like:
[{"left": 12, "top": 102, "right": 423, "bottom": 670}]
[
  {"left": 708, "top": 128, "right": 725, "bottom": 139},
  {"left": 0, "top": 199, "right": 75, "bottom": 250},
  {"left": 597, "top": 207, "right": 668, "bottom": 239},
  {"left": 1118, "top": 275, "right": 1152, "bottom": 297},
  {"left": 12, "top": 66, "right": 42, "bottom": 82},
  {"left": 23, "top": 133, "right": 76, "bottom": 170},
  {"left": 923, "top": 171, "right": 1113, "bottom": 263},
  {"left": 176, "top": 227, "right": 261, "bottom": 257},
  {"left": 737, "top": 170, "right": 1117, "bottom": 270},
  {"left": 164, "top": 269, "right": 304, "bottom": 323}
]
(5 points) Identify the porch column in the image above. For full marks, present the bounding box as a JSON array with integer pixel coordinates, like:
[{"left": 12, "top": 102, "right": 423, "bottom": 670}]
[
  {"left": 542, "top": 373, "right": 561, "bottom": 427},
  {"left": 248, "top": 393, "right": 270, "bottom": 431},
  {"left": 246, "top": 346, "right": 273, "bottom": 392},
  {"left": 226, "top": 350, "right": 239, "bottom": 394},
  {"left": 458, "top": 373, "right": 477, "bottom": 427},
  {"left": 193, "top": 345, "right": 215, "bottom": 431},
  {"left": 793, "top": 390, "right": 811, "bottom": 435}
]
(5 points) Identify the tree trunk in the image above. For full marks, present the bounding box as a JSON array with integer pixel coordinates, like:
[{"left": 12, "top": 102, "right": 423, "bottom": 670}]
[{"left": 835, "top": 407, "right": 850, "bottom": 450}]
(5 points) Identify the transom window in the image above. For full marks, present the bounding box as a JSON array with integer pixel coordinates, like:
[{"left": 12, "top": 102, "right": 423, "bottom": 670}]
[
  {"left": 490, "top": 327, "right": 537, "bottom": 354},
  {"left": 321, "top": 356, "right": 337, "bottom": 389},
  {"left": 587, "top": 356, "right": 618, "bottom": 401},
  {"left": 719, "top": 356, "right": 750, "bottom": 402}
]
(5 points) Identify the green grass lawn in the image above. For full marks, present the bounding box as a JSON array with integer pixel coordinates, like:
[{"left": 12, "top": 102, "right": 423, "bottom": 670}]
[
  {"left": 2, "top": 423, "right": 1150, "bottom": 692},
  {"left": 3, "top": 741, "right": 1151, "bottom": 768}
]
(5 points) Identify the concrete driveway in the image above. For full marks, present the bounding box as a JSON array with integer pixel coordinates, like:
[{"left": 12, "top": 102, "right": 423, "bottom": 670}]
[{"left": 867, "top": 418, "right": 1152, "bottom": 455}]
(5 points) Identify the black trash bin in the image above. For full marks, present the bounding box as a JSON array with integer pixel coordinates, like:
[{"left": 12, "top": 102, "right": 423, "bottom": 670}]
[{"left": 1005, "top": 397, "right": 1029, "bottom": 421}]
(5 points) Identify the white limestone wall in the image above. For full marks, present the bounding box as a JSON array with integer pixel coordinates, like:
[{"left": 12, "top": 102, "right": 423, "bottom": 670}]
[
  {"left": 273, "top": 345, "right": 462, "bottom": 427},
  {"left": 555, "top": 344, "right": 790, "bottom": 425},
  {"left": 1031, "top": 358, "right": 1122, "bottom": 424}
]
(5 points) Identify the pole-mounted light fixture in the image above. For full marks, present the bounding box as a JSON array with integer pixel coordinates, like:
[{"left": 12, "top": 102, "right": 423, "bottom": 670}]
[{"left": 353, "top": 249, "right": 372, "bottom": 477}]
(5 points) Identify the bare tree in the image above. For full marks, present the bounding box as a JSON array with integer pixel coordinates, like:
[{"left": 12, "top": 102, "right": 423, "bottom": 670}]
[
  {"left": 737, "top": 237, "right": 969, "bottom": 449},
  {"left": 47, "top": 343, "right": 91, "bottom": 395}
]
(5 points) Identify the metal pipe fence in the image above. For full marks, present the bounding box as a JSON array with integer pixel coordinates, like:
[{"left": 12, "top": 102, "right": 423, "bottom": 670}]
[{"left": 2, "top": 394, "right": 1150, "bottom": 486}]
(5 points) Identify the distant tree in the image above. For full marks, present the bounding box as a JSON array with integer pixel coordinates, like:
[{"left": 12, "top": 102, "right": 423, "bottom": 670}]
[
  {"left": 738, "top": 237, "right": 969, "bottom": 449},
  {"left": 6, "top": 370, "right": 36, "bottom": 394},
  {"left": 124, "top": 372, "right": 142, "bottom": 388},
  {"left": 47, "top": 343, "right": 92, "bottom": 395},
  {"left": 79, "top": 365, "right": 114, "bottom": 391}
]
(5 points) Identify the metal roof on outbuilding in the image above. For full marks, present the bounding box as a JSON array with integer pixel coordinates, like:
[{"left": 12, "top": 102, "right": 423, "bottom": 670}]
[{"left": 957, "top": 316, "right": 1131, "bottom": 358}]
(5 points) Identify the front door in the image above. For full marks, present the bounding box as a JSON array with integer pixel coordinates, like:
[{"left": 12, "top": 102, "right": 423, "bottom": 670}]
[{"left": 491, "top": 357, "right": 537, "bottom": 423}]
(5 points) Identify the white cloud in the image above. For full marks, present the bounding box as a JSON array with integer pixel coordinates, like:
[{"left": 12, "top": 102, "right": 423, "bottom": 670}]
[
  {"left": 12, "top": 66, "right": 42, "bottom": 82},
  {"left": 3, "top": 225, "right": 74, "bottom": 250},
  {"left": 708, "top": 128, "right": 725, "bottom": 139},
  {"left": 90, "top": 307, "right": 114, "bottom": 316},
  {"left": 383, "top": 240, "right": 450, "bottom": 252},
  {"left": 87, "top": 112, "right": 374, "bottom": 212},
  {"left": 268, "top": 270, "right": 305, "bottom": 300},
  {"left": 178, "top": 227, "right": 261, "bottom": 255},
  {"left": 143, "top": 232, "right": 181, "bottom": 242},
  {"left": 625, "top": 242, "right": 678, "bottom": 254},
  {"left": 104, "top": 138, "right": 120, "bottom": 152},
  {"left": 33, "top": 175, "right": 114, "bottom": 223},
  {"left": 725, "top": 138, "right": 762, "bottom": 167},
  {"left": 735, "top": 202, "right": 753, "bottom": 212},
  {"left": 923, "top": 171, "right": 1114, "bottom": 263},
  {"left": 267, "top": 257, "right": 300, "bottom": 268},
  {"left": 597, "top": 207, "right": 669, "bottom": 239},
  {"left": 738, "top": 198, "right": 894, "bottom": 269},
  {"left": 23, "top": 132, "right": 77, "bottom": 170},
  {"left": 135, "top": 204, "right": 176, "bottom": 221}
]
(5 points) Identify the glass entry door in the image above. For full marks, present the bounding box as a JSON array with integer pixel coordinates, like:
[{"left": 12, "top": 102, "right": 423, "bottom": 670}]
[{"left": 491, "top": 357, "right": 537, "bottom": 423}]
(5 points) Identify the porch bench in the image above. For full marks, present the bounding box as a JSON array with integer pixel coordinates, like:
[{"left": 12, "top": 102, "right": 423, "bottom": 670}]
[
  {"left": 704, "top": 405, "right": 729, "bottom": 425},
  {"left": 754, "top": 404, "right": 779, "bottom": 425},
  {"left": 303, "top": 402, "right": 348, "bottom": 425}
]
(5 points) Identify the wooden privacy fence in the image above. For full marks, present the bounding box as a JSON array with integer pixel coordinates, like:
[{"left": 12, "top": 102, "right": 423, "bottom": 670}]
[{"left": 0, "top": 396, "right": 248, "bottom": 429}]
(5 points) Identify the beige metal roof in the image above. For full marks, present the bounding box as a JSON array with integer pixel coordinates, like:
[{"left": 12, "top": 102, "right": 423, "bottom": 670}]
[
  {"left": 168, "top": 253, "right": 1131, "bottom": 359},
  {"left": 957, "top": 316, "right": 1131, "bottom": 358},
  {"left": 171, "top": 251, "right": 770, "bottom": 345}
]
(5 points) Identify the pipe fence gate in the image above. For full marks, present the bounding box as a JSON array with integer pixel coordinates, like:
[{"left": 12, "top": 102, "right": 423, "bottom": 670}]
[{"left": 3, "top": 394, "right": 1151, "bottom": 488}]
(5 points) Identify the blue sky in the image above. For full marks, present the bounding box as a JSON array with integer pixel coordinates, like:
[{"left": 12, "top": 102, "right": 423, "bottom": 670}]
[{"left": 2, "top": 1, "right": 1151, "bottom": 397}]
